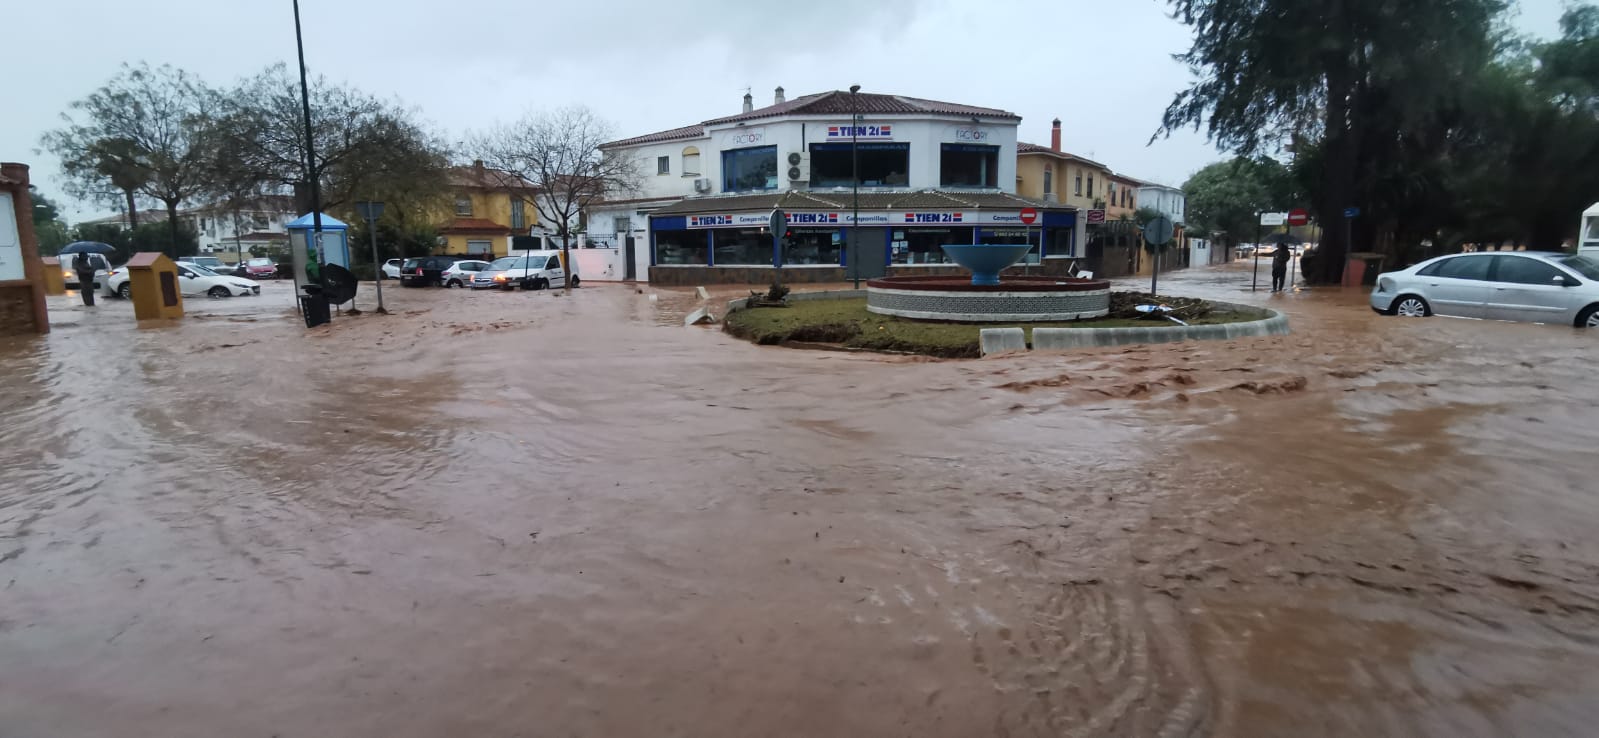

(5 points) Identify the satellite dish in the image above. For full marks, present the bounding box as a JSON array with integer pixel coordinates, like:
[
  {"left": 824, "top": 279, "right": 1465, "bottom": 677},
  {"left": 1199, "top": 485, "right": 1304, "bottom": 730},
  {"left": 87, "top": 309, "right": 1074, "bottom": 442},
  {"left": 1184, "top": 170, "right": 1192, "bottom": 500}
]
[{"left": 321, "top": 263, "right": 358, "bottom": 305}]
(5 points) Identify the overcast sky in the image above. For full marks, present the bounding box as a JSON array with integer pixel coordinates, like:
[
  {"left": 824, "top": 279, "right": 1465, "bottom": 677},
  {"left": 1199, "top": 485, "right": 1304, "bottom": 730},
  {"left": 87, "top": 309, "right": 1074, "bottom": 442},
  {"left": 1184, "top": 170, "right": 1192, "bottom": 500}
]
[{"left": 4, "top": 0, "right": 1568, "bottom": 222}]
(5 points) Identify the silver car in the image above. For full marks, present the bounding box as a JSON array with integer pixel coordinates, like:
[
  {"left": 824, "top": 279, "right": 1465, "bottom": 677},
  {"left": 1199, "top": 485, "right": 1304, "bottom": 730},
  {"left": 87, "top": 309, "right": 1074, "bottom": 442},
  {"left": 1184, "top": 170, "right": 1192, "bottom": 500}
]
[{"left": 1370, "top": 251, "right": 1599, "bottom": 328}]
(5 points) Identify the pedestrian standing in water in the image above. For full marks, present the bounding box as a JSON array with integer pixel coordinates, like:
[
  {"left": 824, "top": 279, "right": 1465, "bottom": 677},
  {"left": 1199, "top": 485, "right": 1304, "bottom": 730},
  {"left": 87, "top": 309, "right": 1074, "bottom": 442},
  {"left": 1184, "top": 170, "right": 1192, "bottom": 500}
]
[
  {"left": 73, "top": 253, "right": 99, "bottom": 307},
  {"left": 1271, "top": 243, "right": 1292, "bottom": 292}
]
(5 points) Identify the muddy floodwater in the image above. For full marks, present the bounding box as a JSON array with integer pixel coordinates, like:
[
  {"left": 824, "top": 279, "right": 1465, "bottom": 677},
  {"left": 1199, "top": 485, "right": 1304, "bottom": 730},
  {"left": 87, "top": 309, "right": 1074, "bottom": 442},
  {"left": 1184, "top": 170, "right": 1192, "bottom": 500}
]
[{"left": 3, "top": 266, "right": 1598, "bottom": 737}]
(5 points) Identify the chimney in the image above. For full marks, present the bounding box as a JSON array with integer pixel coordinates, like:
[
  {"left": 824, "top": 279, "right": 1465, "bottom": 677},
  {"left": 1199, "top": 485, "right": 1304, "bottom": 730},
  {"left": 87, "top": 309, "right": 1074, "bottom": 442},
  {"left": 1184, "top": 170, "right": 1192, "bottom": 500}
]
[
  {"left": 1051, "top": 118, "right": 1062, "bottom": 152},
  {"left": 742, "top": 92, "right": 753, "bottom": 114},
  {"left": 774, "top": 86, "right": 785, "bottom": 105},
  {"left": 473, "top": 159, "right": 485, "bottom": 171}
]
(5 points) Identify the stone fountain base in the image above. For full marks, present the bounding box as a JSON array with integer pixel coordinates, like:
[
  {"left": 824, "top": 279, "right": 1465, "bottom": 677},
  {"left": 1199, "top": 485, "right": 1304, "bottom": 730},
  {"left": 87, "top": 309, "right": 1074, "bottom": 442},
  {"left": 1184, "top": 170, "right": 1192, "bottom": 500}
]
[{"left": 865, "top": 275, "right": 1111, "bottom": 322}]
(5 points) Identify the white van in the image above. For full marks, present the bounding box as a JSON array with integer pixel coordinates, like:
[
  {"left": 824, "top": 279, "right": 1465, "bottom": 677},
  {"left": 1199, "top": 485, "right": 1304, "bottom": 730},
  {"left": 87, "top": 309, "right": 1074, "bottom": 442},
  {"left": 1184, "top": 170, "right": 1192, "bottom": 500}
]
[
  {"left": 60, "top": 253, "right": 112, "bottom": 289},
  {"left": 469, "top": 250, "right": 580, "bottom": 290}
]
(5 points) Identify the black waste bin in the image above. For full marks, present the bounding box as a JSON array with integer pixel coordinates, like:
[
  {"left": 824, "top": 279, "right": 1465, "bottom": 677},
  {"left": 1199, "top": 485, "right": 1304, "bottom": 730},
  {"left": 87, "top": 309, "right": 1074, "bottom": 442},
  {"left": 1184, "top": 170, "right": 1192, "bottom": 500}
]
[{"left": 300, "top": 284, "right": 331, "bottom": 328}]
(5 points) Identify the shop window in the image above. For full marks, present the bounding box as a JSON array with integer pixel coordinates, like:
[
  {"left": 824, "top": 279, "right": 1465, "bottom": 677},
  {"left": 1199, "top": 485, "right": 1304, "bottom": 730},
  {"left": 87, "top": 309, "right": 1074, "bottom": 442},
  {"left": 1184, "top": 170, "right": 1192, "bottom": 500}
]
[
  {"left": 809, "top": 143, "right": 910, "bottom": 188},
  {"left": 713, "top": 228, "right": 772, "bottom": 265},
  {"left": 1048, "top": 226, "right": 1075, "bottom": 258},
  {"left": 722, "top": 146, "right": 777, "bottom": 192},
  {"left": 785, "top": 228, "right": 843, "bottom": 265},
  {"left": 682, "top": 146, "right": 701, "bottom": 176},
  {"left": 455, "top": 195, "right": 473, "bottom": 216},
  {"left": 657, "top": 156, "right": 670, "bottom": 175},
  {"left": 979, "top": 227, "right": 1039, "bottom": 264},
  {"left": 892, "top": 227, "right": 975, "bottom": 264},
  {"left": 939, "top": 145, "right": 998, "bottom": 188},
  {"left": 655, "top": 230, "right": 707, "bottom": 265}
]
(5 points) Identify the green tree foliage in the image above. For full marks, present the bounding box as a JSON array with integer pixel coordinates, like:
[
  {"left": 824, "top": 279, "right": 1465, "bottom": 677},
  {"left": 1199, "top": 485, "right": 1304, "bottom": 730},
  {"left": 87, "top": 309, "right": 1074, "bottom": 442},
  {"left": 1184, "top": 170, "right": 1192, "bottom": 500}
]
[
  {"left": 346, "top": 219, "right": 440, "bottom": 267},
  {"left": 1160, "top": 0, "right": 1506, "bottom": 281},
  {"left": 41, "top": 63, "right": 221, "bottom": 258},
  {"left": 28, "top": 187, "right": 71, "bottom": 256},
  {"left": 1182, "top": 157, "right": 1295, "bottom": 251}
]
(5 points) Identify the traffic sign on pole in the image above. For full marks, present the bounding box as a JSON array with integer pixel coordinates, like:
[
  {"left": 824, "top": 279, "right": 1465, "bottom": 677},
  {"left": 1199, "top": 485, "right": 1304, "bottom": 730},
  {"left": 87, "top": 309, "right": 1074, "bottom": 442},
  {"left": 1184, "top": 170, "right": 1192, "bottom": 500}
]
[
  {"left": 1018, "top": 207, "right": 1038, "bottom": 225},
  {"left": 1343, "top": 206, "right": 1361, "bottom": 218},
  {"left": 1287, "top": 208, "right": 1309, "bottom": 227},
  {"left": 1260, "top": 212, "right": 1287, "bottom": 226}
]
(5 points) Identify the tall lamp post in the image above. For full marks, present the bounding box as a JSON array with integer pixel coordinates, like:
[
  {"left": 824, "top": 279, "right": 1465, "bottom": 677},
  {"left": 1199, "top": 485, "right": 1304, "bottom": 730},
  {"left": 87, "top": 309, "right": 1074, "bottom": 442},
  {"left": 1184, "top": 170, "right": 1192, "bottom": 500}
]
[
  {"left": 354, "top": 201, "right": 386, "bottom": 313},
  {"left": 292, "top": 0, "right": 323, "bottom": 284},
  {"left": 849, "top": 84, "right": 861, "bottom": 289}
]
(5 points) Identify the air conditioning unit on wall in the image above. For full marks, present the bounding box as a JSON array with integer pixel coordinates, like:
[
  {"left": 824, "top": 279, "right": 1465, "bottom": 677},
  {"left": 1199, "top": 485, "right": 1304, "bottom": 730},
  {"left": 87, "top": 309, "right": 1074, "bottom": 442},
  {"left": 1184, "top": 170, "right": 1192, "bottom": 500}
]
[
  {"left": 693, "top": 178, "right": 712, "bottom": 193},
  {"left": 786, "top": 151, "right": 808, "bottom": 183}
]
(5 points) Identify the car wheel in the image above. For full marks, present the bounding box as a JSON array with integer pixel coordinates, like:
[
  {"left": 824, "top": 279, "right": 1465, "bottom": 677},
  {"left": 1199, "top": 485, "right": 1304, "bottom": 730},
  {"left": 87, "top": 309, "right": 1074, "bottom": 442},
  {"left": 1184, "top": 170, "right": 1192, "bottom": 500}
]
[
  {"left": 1577, "top": 305, "right": 1599, "bottom": 329},
  {"left": 570, "top": 276, "right": 581, "bottom": 288},
  {"left": 1391, "top": 295, "right": 1430, "bottom": 317},
  {"left": 529, "top": 278, "right": 549, "bottom": 291},
  {"left": 117, "top": 283, "right": 132, "bottom": 299},
  {"left": 208, "top": 286, "right": 231, "bottom": 298}
]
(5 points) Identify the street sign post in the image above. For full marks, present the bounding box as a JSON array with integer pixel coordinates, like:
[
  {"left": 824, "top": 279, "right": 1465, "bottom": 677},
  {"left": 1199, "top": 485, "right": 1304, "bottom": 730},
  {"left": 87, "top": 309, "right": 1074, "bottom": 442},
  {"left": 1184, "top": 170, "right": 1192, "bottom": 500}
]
[
  {"left": 1018, "top": 207, "right": 1038, "bottom": 225},
  {"left": 769, "top": 209, "right": 785, "bottom": 268},
  {"left": 1019, "top": 208, "right": 1039, "bottom": 261},
  {"left": 1288, "top": 208, "right": 1309, "bottom": 227},
  {"left": 1143, "top": 215, "right": 1175, "bottom": 295},
  {"left": 1260, "top": 212, "right": 1287, "bottom": 226}
]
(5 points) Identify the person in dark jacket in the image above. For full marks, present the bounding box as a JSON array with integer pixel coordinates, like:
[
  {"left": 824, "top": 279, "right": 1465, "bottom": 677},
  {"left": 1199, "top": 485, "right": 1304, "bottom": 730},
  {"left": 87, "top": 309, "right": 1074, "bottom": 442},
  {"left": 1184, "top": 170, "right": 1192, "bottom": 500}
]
[
  {"left": 72, "top": 253, "right": 99, "bottom": 306},
  {"left": 1271, "top": 244, "right": 1292, "bottom": 292}
]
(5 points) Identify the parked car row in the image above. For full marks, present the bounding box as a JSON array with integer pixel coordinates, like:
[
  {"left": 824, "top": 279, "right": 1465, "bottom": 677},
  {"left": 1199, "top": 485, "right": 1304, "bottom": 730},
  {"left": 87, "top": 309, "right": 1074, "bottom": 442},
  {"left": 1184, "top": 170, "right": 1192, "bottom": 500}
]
[
  {"left": 176, "top": 256, "right": 281, "bottom": 279},
  {"left": 102, "top": 262, "right": 263, "bottom": 299},
  {"left": 390, "top": 251, "right": 579, "bottom": 290},
  {"left": 1370, "top": 251, "right": 1599, "bottom": 328}
]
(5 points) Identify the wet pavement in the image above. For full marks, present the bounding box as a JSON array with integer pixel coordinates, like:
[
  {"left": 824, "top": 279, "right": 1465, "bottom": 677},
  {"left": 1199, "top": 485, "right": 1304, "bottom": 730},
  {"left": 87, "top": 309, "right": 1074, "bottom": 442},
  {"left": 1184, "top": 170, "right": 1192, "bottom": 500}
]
[{"left": 2, "top": 266, "right": 1597, "bottom": 737}]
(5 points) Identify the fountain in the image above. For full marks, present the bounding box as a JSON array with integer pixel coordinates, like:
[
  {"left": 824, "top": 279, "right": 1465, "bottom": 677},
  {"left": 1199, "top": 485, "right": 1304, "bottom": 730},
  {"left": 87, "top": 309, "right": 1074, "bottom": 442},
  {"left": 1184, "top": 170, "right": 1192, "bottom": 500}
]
[{"left": 865, "top": 243, "right": 1111, "bottom": 322}]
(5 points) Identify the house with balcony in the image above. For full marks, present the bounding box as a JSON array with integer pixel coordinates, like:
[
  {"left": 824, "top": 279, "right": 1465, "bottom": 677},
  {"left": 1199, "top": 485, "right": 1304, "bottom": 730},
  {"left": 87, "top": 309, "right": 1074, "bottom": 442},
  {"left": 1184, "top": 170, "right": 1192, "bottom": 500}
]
[
  {"left": 434, "top": 161, "right": 540, "bottom": 258},
  {"left": 589, "top": 88, "right": 1078, "bottom": 284}
]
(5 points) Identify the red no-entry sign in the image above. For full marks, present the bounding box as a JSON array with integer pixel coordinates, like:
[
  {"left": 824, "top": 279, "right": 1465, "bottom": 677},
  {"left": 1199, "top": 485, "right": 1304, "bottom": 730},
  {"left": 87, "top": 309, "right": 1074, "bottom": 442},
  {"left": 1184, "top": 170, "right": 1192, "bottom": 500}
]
[
  {"left": 1019, "top": 208, "right": 1038, "bottom": 225},
  {"left": 1287, "top": 208, "right": 1309, "bottom": 227}
]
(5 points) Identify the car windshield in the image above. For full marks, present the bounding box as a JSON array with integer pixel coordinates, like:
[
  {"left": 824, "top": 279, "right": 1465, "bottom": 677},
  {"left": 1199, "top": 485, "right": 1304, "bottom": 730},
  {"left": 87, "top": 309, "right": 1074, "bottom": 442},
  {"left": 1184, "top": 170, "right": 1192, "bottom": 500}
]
[
  {"left": 402, "top": 259, "right": 422, "bottom": 269},
  {"left": 247, "top": 258, "right": 273, "bottom": 266},
  {"left": 1558, "top": 255, "right": 1599, "bottom": 280},
  {"left": 488, "top": 257, "right": 523, "bottom": 271}
]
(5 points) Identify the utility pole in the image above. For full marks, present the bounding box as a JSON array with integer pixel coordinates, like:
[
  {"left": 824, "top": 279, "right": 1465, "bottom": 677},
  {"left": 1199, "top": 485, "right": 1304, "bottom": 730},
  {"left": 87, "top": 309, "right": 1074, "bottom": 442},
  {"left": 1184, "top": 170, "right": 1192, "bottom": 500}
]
[{"left": 850, "top": 84, "right": 861, "bottom": 289}]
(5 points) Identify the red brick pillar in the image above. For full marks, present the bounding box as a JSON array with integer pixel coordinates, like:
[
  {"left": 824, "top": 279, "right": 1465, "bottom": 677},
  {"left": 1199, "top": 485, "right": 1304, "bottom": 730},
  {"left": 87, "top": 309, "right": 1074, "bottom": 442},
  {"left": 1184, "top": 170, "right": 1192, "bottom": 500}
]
[{"left": 1, "top": 162, "right": 51, "bottom": 335}]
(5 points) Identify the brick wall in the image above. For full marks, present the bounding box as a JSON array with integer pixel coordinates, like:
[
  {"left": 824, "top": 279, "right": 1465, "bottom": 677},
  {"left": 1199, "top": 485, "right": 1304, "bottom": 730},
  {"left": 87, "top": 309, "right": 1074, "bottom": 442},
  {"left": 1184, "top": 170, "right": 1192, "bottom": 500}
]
[{"left": 0, "top": 286, "right": 41, "bottom": 336}]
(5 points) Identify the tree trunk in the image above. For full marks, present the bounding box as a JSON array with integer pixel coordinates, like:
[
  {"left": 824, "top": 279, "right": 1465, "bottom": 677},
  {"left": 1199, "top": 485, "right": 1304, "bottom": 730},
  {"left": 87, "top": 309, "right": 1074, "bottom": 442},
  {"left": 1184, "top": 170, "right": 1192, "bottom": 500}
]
[
  {"left": 1316, "top": 63, "right": 1357, "bottom": 284},
  {"left": 165, "top": 201, "right": 181, "bottom": 259},
  {"left": 560, "top": 228, "right": 572, "bottom": 293},
  {"left": 124, "top": 189, "right": 140, "bottom": 229}
]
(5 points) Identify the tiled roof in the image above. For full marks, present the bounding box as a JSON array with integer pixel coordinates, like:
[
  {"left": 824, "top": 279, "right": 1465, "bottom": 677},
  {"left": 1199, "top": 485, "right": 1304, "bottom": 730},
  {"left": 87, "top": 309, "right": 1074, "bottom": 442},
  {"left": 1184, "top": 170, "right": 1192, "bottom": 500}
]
[
  {"left": 650, "top": 189, "right": 1069, "bottom": 216},
  {"left": 440, "top": 218, "right": 512, "bottom": 235},
  {"left": 449, "top": 163, "right": 538, "bottom": 191},
  {"left": 603, "top": 91, "right": 1019, "bottom": 150},
  {"left": 1017, "top": 142, "right": 1108, "bottom": 170},
  {"left": 600, "top": 123, "right": 708, "bottom": 149},
  {"left": 705, "top": 91, "right": 1019, "bottom": 126}
]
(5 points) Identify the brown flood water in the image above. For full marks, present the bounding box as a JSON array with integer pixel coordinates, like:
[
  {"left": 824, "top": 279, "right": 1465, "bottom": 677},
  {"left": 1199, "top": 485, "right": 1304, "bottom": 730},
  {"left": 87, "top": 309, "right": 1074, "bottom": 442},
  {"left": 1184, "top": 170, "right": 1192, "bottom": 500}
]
[{"left": 3, "top": 267, "right": 1598, "bottom": 737}]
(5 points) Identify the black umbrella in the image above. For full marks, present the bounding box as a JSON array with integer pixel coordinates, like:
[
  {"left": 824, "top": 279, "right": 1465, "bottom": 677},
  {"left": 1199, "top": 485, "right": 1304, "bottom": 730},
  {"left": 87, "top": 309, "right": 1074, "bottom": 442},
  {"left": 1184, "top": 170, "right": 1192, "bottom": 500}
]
[
  {"left": 58, "top": 241, "right": 118, "bottom": 255},
  {"left": 1261, "top": 232, "right": 1303, "bottom": 246}
]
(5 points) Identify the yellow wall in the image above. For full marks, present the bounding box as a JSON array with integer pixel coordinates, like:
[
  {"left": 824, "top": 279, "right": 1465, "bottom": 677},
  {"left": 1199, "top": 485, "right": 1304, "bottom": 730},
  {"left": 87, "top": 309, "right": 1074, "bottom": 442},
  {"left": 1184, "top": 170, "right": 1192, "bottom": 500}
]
[
  {"left": 430, "top": 188, "right": 538, "bottom": 257},
  {"left": 1016, "top": 153, "right": 1111, "bottom": 211},
  {"left": 1106, "top": 178, "right": 1139, "bottom": 220}
]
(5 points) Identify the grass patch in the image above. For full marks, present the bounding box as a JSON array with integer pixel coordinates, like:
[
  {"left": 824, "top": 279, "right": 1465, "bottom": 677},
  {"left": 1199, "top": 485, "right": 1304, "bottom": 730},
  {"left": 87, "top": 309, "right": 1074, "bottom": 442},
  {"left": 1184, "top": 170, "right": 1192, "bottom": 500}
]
[{"left": 723, "top": 296, "right": 1266, "bottom": 358}]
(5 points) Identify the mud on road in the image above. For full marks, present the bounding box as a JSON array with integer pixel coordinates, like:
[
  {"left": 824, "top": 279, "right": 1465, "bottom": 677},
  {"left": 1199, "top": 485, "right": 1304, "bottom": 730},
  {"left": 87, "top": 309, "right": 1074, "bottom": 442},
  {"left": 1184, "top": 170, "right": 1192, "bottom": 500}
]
[{"left": 2, "top": 269, "right": 1598, "bottom": 737}]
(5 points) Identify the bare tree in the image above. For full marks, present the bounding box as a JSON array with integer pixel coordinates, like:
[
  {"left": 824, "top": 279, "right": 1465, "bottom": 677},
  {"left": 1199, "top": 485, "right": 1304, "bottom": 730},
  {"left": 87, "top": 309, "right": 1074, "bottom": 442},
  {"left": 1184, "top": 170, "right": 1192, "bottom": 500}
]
[
  {"left": 471, "top": 106, "right": 642, "bottom": 291},
  {"left": 41, "top": 63, "right": 221, "bottom": 257},
  {"left": 213, "top": 64, "right": 452, "bottom": 218}
]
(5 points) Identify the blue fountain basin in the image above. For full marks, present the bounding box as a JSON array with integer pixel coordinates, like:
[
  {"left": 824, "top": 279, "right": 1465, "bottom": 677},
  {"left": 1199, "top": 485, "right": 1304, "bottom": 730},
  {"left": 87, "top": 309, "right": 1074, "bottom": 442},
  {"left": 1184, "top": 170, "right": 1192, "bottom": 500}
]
[{"left": 940, "top": 244, "right": 1033, "bottom": 286}]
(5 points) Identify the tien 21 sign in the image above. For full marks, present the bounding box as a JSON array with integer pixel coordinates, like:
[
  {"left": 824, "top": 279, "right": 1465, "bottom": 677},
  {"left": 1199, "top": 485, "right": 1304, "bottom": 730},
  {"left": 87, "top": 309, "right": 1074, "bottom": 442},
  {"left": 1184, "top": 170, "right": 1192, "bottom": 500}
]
[{"left": 826, "top": 124, "right": 893, "bottom": 139}]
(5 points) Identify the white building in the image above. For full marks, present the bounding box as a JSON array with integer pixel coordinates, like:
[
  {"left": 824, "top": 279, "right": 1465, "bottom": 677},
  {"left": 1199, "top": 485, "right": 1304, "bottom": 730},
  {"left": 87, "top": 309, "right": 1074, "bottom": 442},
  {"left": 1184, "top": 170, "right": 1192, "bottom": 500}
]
[
  {"left": 1135, "top": 182, "right": 1185, "bottom": 226},
  {"left": 78, "top": 196, "right": 297, "bottom": 257},
  {"left": 590, "top": 88, "right": 1079, "bottom": 284}
]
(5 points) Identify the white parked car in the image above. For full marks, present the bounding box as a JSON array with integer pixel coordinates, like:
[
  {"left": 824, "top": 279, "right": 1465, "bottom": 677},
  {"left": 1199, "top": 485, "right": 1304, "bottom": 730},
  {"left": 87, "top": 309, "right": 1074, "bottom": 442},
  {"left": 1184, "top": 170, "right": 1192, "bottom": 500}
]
[
  {"left": 381, "top": 259, "right": 403, "bottom": 280},
  {"left": 470, "top": 251, "right": 579, "bottom": 291},
  {"left": 1370, "top": 251, "right": 1599, "bottom": 327},
  {"left": 60, "top": 253, "right": 112, "bottom": 290},
  {"left": 104, "top": 262, "right": 262, "bottom": 299},
  {"left": 441, "top": 259, "right": 493, "bottom": 288}
]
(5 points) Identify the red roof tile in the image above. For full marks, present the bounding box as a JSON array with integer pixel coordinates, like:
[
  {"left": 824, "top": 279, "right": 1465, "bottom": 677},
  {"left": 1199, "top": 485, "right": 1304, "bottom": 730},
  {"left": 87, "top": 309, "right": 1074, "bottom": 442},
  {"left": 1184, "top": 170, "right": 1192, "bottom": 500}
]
[
  {"left": 441, "top": 218, "right": 512, "bottom": 235},
  {"left": 1017, "top": 142, "right": 1108, "bottom": 169},
  {"left": 603, "top": 91, "right": 1019, "bottom": 149}
]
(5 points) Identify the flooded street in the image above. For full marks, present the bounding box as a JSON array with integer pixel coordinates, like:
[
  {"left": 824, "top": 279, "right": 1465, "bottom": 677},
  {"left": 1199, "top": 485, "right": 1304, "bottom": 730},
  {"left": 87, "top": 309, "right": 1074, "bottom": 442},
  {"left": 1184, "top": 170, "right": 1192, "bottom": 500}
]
[{"left": 3, "top": 265, "right": 1598, "bottom": 737}]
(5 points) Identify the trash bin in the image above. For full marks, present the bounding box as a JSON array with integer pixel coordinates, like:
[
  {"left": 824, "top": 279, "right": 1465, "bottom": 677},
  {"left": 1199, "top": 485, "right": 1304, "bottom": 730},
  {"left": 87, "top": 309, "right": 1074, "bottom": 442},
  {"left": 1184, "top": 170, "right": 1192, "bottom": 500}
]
[{"left": 300, "top": 284, "right": 330, "bottom": 328}]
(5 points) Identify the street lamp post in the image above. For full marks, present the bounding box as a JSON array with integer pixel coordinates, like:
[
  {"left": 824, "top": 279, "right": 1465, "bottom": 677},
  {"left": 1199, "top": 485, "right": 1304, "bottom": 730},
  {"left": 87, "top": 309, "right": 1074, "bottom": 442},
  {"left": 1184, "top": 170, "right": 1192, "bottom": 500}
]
[
  {"left": 355, "top": 201, "right": 387, "bottom": 313},
  {"left": 292, "top": 0, "right": 323, "bottom": 282},
  {"left": 849, "top": 84, "right": 861, "bottom": 289}
]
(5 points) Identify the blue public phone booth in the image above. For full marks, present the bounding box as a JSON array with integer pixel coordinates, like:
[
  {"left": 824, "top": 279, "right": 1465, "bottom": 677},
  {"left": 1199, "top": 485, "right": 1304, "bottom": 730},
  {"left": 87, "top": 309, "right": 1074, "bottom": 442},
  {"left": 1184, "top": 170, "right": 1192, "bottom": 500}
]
[{"left": 286, "top": 213, "right": 351, "bottom": 284}]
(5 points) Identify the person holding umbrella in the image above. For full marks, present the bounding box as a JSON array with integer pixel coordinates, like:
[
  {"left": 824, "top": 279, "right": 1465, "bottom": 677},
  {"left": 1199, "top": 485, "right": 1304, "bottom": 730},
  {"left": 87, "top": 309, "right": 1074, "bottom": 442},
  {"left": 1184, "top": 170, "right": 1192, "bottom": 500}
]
[
  {"left": 59, "top": 241, "right": 117, "bottom": 306},
  {"left": 1271, "top": 242, "right": 1292, "bottom": 292}
]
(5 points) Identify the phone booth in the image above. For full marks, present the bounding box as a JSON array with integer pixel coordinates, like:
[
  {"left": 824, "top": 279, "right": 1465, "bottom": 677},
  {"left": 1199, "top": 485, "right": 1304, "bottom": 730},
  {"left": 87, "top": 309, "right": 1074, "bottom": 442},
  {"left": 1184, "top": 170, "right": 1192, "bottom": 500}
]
[
  {"left": 286, "top": 213, "right": 351, "bottom": 285},
  {"left": 1579, "top": 202, "right": 1599, "bottom": 257}
]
